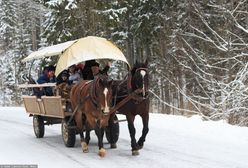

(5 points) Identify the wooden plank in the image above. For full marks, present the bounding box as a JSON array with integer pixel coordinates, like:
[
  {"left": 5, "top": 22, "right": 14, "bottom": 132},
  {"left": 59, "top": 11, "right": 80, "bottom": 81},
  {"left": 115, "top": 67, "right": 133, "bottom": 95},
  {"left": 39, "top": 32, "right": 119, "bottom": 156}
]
[
  {"left": 18, "top": 83, "right": 56, "bottom": 88},
  {"left": 22, "top": 96, "right": 41, "bottom": 114},
  {"left": 41, "top": 96, "right": 64, "bottom": 118},
  {"left": 38, "top": 99, "right": 45, "bottom": 115}
]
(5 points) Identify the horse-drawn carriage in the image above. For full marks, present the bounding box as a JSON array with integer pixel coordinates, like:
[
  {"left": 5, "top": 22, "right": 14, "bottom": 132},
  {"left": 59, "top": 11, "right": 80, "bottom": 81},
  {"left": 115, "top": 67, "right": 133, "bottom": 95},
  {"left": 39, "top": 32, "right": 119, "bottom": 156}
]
[{"left": 20, "top": 36, "right": 149, "bottom": 157}]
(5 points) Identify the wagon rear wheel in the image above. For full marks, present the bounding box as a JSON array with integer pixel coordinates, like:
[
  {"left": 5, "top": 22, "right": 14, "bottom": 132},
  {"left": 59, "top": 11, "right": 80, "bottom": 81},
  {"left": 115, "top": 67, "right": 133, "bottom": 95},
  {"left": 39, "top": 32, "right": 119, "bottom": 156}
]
[
  {"left": 105, "top": 115, "right": 119, "bottom": 148},
  {"left": 62, "top": 118, "right": 76, "bottom": 147},
  {"left": 33, "top": 115, "right": 45, "bottom": 138}
]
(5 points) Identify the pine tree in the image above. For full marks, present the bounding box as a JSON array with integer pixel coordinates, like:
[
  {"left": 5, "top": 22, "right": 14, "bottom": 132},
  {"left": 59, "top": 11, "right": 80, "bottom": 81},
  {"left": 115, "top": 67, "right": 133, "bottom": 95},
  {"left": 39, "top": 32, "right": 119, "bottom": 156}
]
[
  {"left": 0, "top": 0, "right": 18, "bottom": 106},
  {"left": 40, "top": 0, "right": 100, "bottom": 44},
  {"left": 0, "top": 0, "right": 48, "bottom": 105}
]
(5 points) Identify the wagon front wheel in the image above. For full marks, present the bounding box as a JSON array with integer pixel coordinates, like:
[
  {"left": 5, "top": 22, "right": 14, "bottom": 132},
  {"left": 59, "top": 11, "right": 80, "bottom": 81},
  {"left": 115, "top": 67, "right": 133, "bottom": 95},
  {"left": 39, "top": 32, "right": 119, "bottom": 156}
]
[
  {"left": 62, "top": 119, "right": 76, "bottom": 147},
  {"left": 33, "top": 115, "right": 45, "bottom": 138}
]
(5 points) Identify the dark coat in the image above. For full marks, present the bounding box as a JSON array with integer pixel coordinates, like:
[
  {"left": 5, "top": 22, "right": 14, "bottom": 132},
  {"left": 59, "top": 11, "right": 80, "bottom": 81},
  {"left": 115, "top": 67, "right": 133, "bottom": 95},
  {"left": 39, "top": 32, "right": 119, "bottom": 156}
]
[
  {"left": 83, "top": 65, "right": 109, "bottom": 80},
  {"left": 81, "top": 60, "right": 94, "bottom": 80},
  {"left": 35, "top": 75, "right": 56, "bottom": 97},
  {"left": 81, "top": 60, "right": 109, "bottom": 80}
]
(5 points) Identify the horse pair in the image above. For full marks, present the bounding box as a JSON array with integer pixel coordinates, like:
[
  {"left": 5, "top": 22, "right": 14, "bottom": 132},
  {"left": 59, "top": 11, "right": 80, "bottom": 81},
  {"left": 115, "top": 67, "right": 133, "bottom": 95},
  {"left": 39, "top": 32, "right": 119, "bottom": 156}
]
[{"left": 70, "top": 60, "right": 149, "bottom": 157}]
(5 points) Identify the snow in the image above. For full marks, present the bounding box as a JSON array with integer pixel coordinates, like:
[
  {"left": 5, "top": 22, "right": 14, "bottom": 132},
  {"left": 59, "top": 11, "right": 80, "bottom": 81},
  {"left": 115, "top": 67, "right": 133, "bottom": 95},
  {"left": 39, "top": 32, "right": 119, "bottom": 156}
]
[
  {"left": 65, "top": 0, "right": 77, "bottom": 10},
  {"left": 0, "top": 107, "right": 248, "bottom": 168},
  {"left": 46, "top": 0, "right": 63, "bottom": 7}
]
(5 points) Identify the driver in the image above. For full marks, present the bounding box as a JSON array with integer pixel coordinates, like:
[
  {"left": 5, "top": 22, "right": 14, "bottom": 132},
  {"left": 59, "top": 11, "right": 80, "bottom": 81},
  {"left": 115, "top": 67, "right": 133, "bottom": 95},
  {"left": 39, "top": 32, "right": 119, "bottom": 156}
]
[{"left": 82, "top": 60, "right": 110, "bottom": 80}]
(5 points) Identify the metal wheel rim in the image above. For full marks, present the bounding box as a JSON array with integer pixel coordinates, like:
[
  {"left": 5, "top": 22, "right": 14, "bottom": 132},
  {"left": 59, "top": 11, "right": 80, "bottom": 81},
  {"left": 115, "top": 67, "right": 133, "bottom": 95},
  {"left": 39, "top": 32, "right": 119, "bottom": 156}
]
[
  {"left": 33, "top": 117, "right": 40, "bottom": 135},
  {"left": 62, "top": 122, "right": 68, "bottom": 142}
]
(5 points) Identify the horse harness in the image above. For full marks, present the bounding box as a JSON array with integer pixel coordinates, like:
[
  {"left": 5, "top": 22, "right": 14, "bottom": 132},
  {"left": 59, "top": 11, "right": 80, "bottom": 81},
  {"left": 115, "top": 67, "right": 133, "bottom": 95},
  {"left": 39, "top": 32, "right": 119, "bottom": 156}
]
[
  {"left": 111, "top": 68, "right": 149, "bottom": 113},
  {"left": 75, "top": 79, "right": 102, "bottom": 110}
]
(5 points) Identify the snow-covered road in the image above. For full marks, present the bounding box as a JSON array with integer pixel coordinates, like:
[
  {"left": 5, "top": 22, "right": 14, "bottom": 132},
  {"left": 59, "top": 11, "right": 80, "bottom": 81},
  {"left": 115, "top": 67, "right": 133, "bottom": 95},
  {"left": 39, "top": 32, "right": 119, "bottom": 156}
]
[{"left": 0, "top": 107, "right": 248, "bottom": 168}]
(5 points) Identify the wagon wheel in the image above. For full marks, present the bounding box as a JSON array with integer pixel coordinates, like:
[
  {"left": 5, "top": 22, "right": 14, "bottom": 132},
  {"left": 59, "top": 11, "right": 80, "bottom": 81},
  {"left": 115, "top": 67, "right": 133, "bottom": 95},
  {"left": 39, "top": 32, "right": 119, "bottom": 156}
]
[
  {"left": 105, "top": 115, "right": 119, "bottom": 148},
  {"left": 61, "top": 118, "right": 76, "bottom": 147},
  {"left": 33, "top": 115, "right": 45, "bottom": 138}
]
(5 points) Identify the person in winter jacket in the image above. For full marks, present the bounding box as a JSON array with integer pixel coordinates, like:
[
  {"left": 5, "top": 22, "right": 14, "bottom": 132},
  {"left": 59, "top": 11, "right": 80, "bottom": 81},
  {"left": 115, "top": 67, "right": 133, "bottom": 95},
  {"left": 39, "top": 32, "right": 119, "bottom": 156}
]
[
  {"left": 81, "top": 60, "right": 110, "bottom": 80},
  {"left": 35, "top": 65, "right": 56, "bottom": 97}
]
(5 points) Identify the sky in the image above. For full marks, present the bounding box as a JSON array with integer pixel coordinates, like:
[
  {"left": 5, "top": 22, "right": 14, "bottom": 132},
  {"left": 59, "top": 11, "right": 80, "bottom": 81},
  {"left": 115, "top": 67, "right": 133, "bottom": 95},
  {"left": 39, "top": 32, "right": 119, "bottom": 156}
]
[{"left": 0, "top": 107, "right": 248, "bottom": 168}]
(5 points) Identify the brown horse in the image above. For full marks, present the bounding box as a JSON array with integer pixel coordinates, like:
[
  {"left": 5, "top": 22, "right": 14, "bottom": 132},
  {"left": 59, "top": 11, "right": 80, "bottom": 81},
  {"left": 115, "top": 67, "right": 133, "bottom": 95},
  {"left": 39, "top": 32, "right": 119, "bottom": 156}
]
[
  {"left": 70, "top": 75, "right": 113, "bottom": 157},
  {"left": 111, "top": 60, "right": 149, "bottom": 155}
]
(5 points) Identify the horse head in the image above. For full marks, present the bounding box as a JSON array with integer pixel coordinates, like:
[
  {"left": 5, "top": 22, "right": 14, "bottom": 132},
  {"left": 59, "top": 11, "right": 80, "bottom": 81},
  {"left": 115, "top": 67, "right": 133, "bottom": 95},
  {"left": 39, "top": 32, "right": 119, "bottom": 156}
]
[
  {"left": 129, "top": 60, "right": 149, "bottom": 98},
  {"left": 93, "top": 75, "right": 113, "bottom": 114}
]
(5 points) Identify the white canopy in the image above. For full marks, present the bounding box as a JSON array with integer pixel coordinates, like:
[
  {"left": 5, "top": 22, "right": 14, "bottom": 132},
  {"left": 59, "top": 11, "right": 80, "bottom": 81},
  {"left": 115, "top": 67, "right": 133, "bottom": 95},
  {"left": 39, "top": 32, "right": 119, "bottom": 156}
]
[
  {"left": 22, "top": 40, "right": 77, "bottom": 62},
  {"left": 55, "top": 36, "right": 129, "bottom": 75},
  {"left": 22, "top": 36, "right": 130, "bottom": 76}
]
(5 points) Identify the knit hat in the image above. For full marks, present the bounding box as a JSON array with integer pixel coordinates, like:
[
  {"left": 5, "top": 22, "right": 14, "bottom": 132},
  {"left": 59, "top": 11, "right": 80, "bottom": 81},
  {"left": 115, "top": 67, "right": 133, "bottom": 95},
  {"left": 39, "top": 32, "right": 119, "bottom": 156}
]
[{"left": 47, "top": 65, "right": 55, "bottom": 72}]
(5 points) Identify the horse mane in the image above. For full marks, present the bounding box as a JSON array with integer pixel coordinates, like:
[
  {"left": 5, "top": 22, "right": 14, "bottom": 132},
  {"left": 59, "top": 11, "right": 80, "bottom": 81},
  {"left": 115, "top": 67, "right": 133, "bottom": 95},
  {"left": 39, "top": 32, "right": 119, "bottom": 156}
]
[
  {"left": 90, "top": 75, "right": 111, "bottom": 107},
  {"left": 112, "top": 60, "right": 149, "bottom": 106}
]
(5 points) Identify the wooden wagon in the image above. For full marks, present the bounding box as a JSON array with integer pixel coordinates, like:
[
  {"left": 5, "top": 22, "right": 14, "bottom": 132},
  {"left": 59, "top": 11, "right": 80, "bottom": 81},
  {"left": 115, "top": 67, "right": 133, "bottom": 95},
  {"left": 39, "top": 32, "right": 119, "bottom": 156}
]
[{"left": 20, "top": 36, "right": 129, "bottom": 147}]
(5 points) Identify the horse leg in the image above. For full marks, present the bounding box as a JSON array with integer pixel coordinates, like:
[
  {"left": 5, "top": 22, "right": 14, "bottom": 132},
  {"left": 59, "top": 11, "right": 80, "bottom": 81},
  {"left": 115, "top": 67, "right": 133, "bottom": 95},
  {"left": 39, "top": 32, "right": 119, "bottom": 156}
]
[
  {"left": 83, "top": 123, "right": 91, "bottom": 153},
  {"left": 77, "top": 114, "right": 88, "bottom": 153},
  {"left": 126, "top": 115, "right": 139, "bottom": 156},
  {"left": 108, "top": 114, "right": 117, "bottom": 148},
  {"left": 137, "top": 114, "right": 149, "bottom": 149},
  {"left": 79, "top": 131, "right": 88, "bottom": 153},
  {"left": 95, "top": 123, "right": 106, "bottom": 157}
]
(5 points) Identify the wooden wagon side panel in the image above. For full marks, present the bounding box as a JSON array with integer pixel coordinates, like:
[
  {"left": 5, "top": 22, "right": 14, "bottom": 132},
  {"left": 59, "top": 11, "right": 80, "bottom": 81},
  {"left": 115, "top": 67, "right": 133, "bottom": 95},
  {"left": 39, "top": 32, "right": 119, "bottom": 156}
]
[
  {"left": 41, "top": 96, "right": 64, "bottom": 118},
  {"left": 38, "top": 99, "right": 46, "bottom": 115},
  {"left": 22, "top": 96, "right": 41, "bottom": 114}
]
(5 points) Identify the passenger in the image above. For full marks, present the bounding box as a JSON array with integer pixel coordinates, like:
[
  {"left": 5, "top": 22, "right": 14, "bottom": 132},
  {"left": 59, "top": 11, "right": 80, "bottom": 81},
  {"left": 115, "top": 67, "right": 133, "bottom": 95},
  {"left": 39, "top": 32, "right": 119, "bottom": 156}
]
[
  {"left": 41, "top": 66, "right": 49, "bottom": 76},
  {"left": 56, "top": 70, "right": 71, "bottom": 99},
  {"left": 82, "top": 60, "right": 110, "bottom": 80},
  {"left": 81, "top": 60, "right": 95, "bottom": 80},
  {"left": 56, "top": 70, "right": 69, "bottom": 85},
  {"left": 68, "top": 65, "right": 81, "bottom": 84},
  {"left": 76, "top": 63, "right": 84, "bottom": 72},
  {"left": 36, "top": 65, "right": 56, "bottom": 97},
  {"left": 76, "top": 63, "right": 84, "bottom": 78}
]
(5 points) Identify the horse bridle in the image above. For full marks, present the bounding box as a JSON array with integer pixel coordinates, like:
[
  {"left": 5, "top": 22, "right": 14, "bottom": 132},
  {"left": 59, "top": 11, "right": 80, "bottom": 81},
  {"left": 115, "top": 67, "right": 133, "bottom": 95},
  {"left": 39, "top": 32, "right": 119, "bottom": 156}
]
[
  {"left": 131, "top": 67, "right": 149, "bottom": 99},
  {"left": 112, "top": 67, "right": 149, "bottom": 107},
  {"left": 90, "top": 77, "right": 113, "bottom": 115}
]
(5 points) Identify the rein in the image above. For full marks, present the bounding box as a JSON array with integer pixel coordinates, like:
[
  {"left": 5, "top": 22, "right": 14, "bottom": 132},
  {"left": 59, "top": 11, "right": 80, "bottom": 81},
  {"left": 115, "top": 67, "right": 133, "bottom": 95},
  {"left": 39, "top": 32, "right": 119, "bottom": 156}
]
[
  {"left": 110, "top": 89, "right": 148, "bottom": 114},
  {"left": 90, "top": 78, "right": 101, "bottom": 110}
]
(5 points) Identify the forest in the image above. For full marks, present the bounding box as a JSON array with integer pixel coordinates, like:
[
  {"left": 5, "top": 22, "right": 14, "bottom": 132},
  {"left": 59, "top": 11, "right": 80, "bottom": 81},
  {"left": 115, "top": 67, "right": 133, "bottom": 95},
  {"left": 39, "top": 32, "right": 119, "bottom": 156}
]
[{"left": 0, "top": 0, "right": 248, "bottom": 126}]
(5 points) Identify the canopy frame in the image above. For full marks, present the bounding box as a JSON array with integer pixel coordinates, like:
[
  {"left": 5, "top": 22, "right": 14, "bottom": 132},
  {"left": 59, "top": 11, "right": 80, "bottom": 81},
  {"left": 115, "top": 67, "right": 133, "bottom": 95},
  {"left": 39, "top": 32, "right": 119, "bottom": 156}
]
[{"left": 22, "top": 36, "right": 130, "bottom": 76}]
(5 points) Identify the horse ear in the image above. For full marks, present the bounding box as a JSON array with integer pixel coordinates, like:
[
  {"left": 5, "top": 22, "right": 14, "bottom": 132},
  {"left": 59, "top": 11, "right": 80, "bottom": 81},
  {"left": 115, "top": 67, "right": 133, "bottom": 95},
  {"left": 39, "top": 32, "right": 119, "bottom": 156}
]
[
  {"left": 145, "top": 59, "right": 148, "bottom": 67},
  {"left": 135, "top": 60, "right": 138, "bottom": 66}
]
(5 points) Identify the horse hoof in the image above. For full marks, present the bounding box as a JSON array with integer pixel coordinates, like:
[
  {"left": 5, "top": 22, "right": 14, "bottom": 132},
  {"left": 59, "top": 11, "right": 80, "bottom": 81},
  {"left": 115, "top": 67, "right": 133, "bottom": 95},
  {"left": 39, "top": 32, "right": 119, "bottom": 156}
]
[
  {"left": 110, "top": 143, "right": 117, "bottom": 149},
  {"left": 83, "top": 148, "right": 89, "bottom": 153},
  {"left": 81, "top": 142, "right": 89, "bottom": 153},
  {"left": 132, "top": 150, "right": 139, "bottom": 156},
  {"left": 137, "top": 145, "right": 143, "bottom": 150},
  {"left": 98, "top": 148, "right": 106, "bottom": 157}
]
